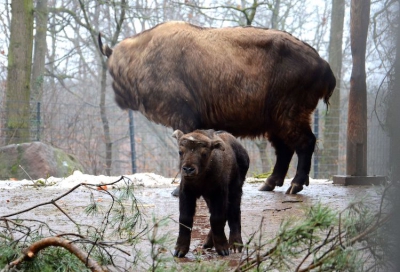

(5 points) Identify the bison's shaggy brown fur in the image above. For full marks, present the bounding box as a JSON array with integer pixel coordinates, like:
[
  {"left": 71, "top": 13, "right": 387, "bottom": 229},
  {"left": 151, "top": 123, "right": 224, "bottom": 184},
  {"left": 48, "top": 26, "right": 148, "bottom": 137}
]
[{"left": 99, "top": 21, "right": 336, "bottom": 194}]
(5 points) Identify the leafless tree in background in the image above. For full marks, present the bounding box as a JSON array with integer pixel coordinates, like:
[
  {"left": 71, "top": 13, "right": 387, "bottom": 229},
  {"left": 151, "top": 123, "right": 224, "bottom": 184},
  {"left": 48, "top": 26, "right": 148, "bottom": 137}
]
[
  {"left": 387, "top": 1, "right": 400, "bottom": 268},
  {"left": 31, "top": 0, "right": 49, "bottom": 141},
  {"left": 321, "top": 0, "right": 345, "bottom": 179},
  {"left": 0, "top": 0, "right": 395, "bottom": 179},
  {"left": 4, "top": 0, "right": 34, "bottom": 144},
  {"left": 31, "top": 0, "right": 48, "bottom": 105},
  {"left": 347, "top": 0, "right": 370, "bottom": 176}
]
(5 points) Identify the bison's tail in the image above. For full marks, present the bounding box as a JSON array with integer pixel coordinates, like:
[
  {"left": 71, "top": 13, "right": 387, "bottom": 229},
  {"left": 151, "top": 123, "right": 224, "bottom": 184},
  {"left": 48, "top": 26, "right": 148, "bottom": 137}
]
[
  {"left": 98, "top": 33, "right": 113, "bottom": 58},
  {"left": 323, "top": 67, "right": 337, "bottom": 111}
]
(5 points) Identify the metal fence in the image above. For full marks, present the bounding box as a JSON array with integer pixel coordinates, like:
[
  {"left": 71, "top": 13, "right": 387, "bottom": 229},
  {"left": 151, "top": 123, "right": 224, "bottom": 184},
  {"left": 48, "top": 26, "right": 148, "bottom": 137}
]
[{"left": 0, "top": 100, "right": 391, "bottom": 179}]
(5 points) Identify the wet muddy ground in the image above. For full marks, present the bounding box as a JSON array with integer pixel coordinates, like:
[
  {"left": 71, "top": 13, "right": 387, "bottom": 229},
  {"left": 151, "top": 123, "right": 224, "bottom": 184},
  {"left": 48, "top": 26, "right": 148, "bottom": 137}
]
[{"left": 0, "top": 179, "right": 380, "bottom": 270}]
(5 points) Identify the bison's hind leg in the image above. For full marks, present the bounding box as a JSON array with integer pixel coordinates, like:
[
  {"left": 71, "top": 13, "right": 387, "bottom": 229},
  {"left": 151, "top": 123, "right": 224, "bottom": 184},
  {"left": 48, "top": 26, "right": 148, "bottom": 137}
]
[
  {"left": 286, "top": 128, "right": 316, "bottom": 194},
  {"left": 259, "top": 136, "right": 294, "bottom": 192}
]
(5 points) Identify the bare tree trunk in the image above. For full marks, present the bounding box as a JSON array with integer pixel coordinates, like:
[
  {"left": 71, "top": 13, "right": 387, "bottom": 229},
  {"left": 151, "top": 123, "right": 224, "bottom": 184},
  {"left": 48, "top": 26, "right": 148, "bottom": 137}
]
[
  {"left": 99, "top": 64, "right": 112, "bottom": 175},
  {"left": 346, "top": 0, "right": 370, "bottom": 176},
  {"left": 389, "top": 0, "right": 400, "bottom": 182},
  {"left": 270, "top": 0, "right": 280, "bottom": 28},
  {"left": 387, "top": 7, "right": 400, "bottom": 270},
  {"left": 31, "top": 0, "right": 48, "bottom": 141},
  {"left": 31, "top": 0, "right": 48, "bottom": 103},
  {"left": 98, "top": 1, "right": 127, "bottom": 175},
  {"left": 75, "top": 0, "right": 126, "bottom": 175},
  {"left": 5, "top": 0, "right": 34, "bottom": 144},
  {"left": 322, "top": 0, "right": 345, "bottom": 178}
]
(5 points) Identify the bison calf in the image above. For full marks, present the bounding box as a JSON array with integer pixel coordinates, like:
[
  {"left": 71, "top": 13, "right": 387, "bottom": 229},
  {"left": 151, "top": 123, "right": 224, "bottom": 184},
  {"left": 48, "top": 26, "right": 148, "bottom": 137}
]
[{"left": 172, "top": 129, "right": 249, "bottom": 258}]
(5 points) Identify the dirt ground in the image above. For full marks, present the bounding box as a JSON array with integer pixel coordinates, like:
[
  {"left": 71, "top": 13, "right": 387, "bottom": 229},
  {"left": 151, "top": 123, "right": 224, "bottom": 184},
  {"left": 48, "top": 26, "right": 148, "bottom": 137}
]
[{"left": 0, "top": 178, "right": 380, "bottom": 270}]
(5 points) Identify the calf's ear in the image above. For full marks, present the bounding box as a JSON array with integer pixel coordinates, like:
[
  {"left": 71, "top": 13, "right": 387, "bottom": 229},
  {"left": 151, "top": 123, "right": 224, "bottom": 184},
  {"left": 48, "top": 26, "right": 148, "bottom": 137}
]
[
  {"left": 212, "top": 140, "right": 225, "bottom": 151},
  {"left": 172, "top": 130, "right": 184, "bottom": 141}
]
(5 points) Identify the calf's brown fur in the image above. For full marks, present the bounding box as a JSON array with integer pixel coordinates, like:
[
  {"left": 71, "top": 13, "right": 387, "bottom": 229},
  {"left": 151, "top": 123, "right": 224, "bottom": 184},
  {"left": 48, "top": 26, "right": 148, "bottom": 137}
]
[
  {"left": 99, "top": 21, "right": 336, "bottom": 194},
  {"left": 172, "top": 129, "right": 249, "bottom": 257}
]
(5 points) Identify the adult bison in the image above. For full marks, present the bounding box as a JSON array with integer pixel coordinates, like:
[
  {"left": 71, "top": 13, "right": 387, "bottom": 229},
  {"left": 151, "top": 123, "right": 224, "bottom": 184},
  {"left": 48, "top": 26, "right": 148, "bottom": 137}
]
[
  {"left": 98, "top": 21, "right": 336, "bottom": 194},
  {"left": 172, "top": 129, "right": 249, "bottom": 257}
]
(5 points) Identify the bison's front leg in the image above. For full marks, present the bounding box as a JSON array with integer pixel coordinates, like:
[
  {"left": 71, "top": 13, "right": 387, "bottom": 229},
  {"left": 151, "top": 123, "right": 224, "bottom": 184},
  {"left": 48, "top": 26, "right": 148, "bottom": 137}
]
[
  {"left": 259, "top": 136, "right": 294, "bottom": 192},
  {"left": 286, "top": 129, "right": 316, "bottom": 194},
  {"left": 174, "top": 191, "right": 196, "bottom": 258},
  {"left": 208, "top": 197, "right": 229, "bottom": 256}
]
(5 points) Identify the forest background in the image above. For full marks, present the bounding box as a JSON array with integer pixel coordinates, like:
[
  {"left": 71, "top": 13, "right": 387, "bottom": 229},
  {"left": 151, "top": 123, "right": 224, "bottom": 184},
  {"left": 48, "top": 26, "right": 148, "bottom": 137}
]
[{"left": 0, "top": 0, "right": 395, "bottom": 180}]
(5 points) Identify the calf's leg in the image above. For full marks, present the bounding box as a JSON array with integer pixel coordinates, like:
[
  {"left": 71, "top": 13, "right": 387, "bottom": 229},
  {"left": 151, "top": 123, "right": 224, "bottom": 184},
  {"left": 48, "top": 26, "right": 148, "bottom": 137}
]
[
  {"left": 227, "top": 183, "right": 243, "bottom": 253},
  {"left": 203, "top": 198, "right": 214, "bottom": 249},
  {"left": 208, "top": 196, "right": 229, "bottom": 256},
  {"left": 259, "top": 136, "right": 294, "bottom": 191},
  {"left": 203, "top": 229, "right": 214, "bottom": 250},
  {"left": 174, "top": 191, "right": 196, "bottom": 258}
]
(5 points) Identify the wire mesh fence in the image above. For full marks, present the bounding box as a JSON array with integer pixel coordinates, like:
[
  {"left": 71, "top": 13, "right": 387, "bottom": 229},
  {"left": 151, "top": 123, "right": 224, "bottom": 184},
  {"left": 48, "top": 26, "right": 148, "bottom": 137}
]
[{"left": 0, "top": 100, "right": 391, "bottom": 179}]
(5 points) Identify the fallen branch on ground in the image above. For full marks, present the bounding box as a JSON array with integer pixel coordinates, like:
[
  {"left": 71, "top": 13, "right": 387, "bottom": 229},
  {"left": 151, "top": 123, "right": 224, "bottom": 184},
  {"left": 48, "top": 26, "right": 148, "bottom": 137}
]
[{"left": 3, "top": 237, "right": 105, "bottom": 272}]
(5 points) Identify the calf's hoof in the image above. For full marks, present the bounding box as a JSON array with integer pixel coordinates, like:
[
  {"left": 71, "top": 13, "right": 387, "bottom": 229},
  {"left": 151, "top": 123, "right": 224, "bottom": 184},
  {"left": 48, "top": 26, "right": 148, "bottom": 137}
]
[
  {"left": 174, "top": 245, "right": 189, "bottom": 258},
  {"left": 214, "top": 236, "right": 230, "bottom": 256},
  {"left": 215, "top": 243, "right": 229, "bottom": 256},
  {"left": 212, "top": 233, "right": 229, "bottom": 256},
  {"left": 229, "top": 234, "right": 243, "bottom": 253},
  {"left": 174, "top": 237, "right": 190, "bottom": 258},
  {"left": 174, "top": 249, "right": 187, "bottom": 258},
  {"left": 216, "top": 246, "right": 230, "bottom": 256}
]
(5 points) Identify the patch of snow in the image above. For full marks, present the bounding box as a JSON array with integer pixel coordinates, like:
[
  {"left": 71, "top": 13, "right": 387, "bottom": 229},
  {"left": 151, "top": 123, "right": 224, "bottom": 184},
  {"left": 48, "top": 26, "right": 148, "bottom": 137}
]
[
  {"left": 0, "top": 171, "right": 331, "bottom": 190},
  {"left": 0, "top": 171, "right": 177, "bottom": 190}
]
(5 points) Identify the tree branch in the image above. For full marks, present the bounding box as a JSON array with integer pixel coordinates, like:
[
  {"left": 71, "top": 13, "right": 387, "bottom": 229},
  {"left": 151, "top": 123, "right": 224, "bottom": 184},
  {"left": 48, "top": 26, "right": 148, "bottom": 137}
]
[{"left": 6, "top": 237, "right": 105, "bottom": 272}]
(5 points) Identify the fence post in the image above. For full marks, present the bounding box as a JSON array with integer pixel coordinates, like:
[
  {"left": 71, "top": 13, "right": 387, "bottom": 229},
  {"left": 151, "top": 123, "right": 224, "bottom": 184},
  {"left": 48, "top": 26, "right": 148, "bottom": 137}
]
[{"left": 129, "top": 110, "right": 137, "bottom": 174}]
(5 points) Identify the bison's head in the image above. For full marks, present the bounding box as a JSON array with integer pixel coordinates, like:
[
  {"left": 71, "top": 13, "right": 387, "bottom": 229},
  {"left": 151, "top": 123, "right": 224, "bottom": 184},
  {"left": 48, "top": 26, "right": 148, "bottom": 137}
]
[{"left": 172, "top": 130, "right": 225, "bottom": 179}]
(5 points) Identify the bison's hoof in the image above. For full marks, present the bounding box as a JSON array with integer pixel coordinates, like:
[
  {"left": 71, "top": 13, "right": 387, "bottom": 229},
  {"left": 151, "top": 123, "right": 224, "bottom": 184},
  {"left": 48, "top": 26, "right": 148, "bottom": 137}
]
[
  {"left": 259, "top": 175, "right": 284, "bottom": 191},
  {"left": 285, "top": 184, "right": 303, "bottom": 194},
  {"left": 259, "top": 182, "right": 275, "bottom": 191},
  {"left": 171, "top": 186, "right": 180, "bottom": 197},
  {"left": 173, "top": 249, "right": 187, "bottom": 258}
]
